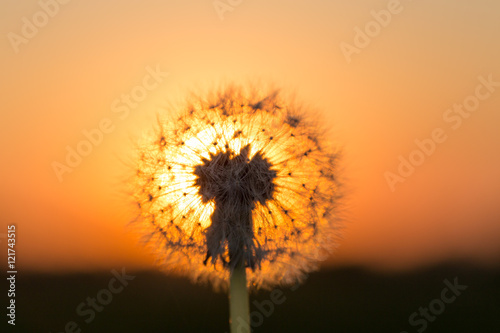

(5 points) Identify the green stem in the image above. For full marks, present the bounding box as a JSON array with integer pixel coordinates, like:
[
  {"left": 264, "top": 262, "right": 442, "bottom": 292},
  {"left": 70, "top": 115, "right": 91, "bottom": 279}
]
[{"left": 229, "top": 261, "right": 250, "bottom": 333}]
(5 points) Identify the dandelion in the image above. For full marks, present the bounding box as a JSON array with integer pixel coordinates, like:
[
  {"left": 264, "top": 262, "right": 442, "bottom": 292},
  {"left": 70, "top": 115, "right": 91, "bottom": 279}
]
[{"left": 128, "top": 85, "right": 342, "bottom": 331}]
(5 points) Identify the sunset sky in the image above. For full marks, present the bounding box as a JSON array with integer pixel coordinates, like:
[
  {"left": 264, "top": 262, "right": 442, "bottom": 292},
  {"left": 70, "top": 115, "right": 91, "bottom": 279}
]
[{"left": 1, "top": 0, "right": 499, "bottom": 273}]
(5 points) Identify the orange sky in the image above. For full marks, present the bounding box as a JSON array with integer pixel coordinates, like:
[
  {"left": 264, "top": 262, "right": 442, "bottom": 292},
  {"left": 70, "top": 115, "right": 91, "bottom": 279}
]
[{"left": 1, "top": 0, "right": 499, "bottom": 273}]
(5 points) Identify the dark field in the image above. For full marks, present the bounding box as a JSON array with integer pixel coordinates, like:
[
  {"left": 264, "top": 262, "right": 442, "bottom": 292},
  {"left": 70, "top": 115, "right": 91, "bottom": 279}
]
[{"left": 8, "top": 264, "right": 500, "bottom": 333}]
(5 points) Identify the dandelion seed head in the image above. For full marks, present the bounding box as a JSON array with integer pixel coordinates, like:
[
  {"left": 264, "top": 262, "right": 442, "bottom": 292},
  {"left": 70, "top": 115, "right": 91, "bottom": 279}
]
[{"left": 130, "top": 85, "right": 342, "bottom": 289}]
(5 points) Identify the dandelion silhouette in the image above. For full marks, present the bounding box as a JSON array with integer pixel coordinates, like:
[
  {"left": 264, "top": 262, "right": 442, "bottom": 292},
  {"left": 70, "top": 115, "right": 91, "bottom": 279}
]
[{"left": 130, "top": 85, "right": 341, "bottom": 331}]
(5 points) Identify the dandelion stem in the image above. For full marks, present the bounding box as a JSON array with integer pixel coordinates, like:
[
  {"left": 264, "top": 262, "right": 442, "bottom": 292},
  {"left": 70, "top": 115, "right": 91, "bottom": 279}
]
[{"left": 229, "top": 260, "right": 250, "bottom": 333}]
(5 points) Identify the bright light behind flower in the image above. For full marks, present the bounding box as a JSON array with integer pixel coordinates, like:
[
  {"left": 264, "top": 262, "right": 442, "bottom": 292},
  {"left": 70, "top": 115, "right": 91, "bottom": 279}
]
[{"left": 130, "top": 86, "right": 342, "bottom": 289}]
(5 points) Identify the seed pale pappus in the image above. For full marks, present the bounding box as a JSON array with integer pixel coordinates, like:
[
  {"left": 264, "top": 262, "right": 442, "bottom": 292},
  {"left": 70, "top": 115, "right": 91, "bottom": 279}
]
[{"left": 128, "top": 85, "right": 342, "bottom": 290}]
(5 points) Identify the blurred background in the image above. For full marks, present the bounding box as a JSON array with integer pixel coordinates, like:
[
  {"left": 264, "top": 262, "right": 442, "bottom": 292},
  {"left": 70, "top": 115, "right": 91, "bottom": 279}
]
[{"left": 1, "top": 0, "right": 499, "bottom": 332}]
